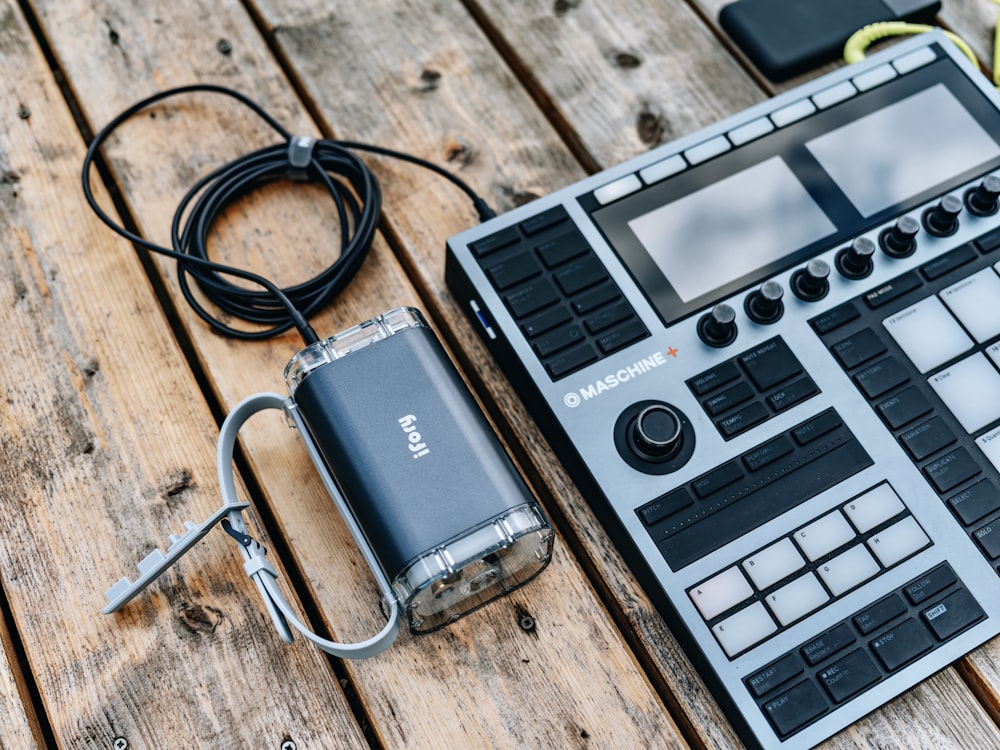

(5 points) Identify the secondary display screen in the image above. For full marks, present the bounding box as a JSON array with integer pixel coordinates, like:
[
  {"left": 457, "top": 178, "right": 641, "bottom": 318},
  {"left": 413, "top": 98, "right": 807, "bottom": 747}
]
[
  {"left": 627, "top": 157, "right": 836, "bottom": 303},
  {"left": 807, "top": 84, "right": 1000, "bottom": 218},
  {"left": 589, "top": 53, "right": 1000, "bottom": 327}
]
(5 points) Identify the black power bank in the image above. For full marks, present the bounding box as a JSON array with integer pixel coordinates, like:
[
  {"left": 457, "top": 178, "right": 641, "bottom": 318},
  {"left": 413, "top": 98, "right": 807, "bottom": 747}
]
[{"left": 719, "top": 0, "right": 941, "bottom": 81}]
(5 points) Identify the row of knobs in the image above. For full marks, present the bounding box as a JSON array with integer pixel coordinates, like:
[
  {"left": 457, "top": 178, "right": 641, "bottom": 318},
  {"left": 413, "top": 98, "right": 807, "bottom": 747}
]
[{"left": 697, "top": 176, "right": 1000, "bottom": 348}]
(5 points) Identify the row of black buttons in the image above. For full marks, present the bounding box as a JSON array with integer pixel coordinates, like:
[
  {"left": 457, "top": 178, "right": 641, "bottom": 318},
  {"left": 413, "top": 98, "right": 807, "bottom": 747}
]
[
  {"left": 638, "top": 409, "right": 873, "bottom": 571},
  {"left": 687, "top": 337, "right": 819, "bottom": 439},
  {"left": 811, "top": 232, "right": 1000, "bottom": 574},
  {"left": 748, "top": 564, "right": 984, "bottom": 739},
  {"left": 468, "top": 206, "right": 648, "bottom": 379}
]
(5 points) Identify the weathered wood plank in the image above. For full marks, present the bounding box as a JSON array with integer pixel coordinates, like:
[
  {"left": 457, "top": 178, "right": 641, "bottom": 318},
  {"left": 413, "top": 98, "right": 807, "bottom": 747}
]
[
  {"left": 250, "top": 0, "right": 745, "bottom": 747},
  {"left": 0, "top": 2, "right": 368, "bottom": 748},
  {"left": 0, "top": 603, "right": 40, "bottom": 750},
  {"left": 28, "top": 0, "right": 689, "bottom": 748},
  {"left": 258, "top": 0, "right": 1000, "bottom": 747}
]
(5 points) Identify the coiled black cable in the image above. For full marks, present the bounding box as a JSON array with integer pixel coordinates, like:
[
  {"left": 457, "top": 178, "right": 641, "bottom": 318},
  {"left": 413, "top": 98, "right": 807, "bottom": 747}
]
[{"left": 82, "top": 84, "right": 495, "bottom": 346}]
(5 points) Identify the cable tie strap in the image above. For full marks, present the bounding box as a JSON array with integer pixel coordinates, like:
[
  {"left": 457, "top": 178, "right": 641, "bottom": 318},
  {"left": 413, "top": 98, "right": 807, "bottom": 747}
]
[
  {"left": 244, "top": 550, "right": 278, "bottom": 580},
  {"left": 287, "top": 135, "right": 317, "bottom": 181}
]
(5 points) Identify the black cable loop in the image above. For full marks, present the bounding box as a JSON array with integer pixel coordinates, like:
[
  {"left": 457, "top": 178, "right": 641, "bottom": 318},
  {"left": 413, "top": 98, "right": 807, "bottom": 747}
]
[{"left": 82, "top": 84, "right": 495, "bottom": 346}]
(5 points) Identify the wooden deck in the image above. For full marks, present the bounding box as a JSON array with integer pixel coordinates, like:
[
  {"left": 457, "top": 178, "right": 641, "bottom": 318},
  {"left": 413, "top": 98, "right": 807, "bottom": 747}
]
[{"left": 2, "top": 1, "right": 1000, "bottom": 748}]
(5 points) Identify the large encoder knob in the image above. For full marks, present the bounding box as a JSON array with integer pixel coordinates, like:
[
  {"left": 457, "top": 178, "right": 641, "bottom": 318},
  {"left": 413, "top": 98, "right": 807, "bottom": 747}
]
[
  {"left": 966, "top": 175, "right": 1000, "bottom": 216},
  {"left": 836, "top": 237, "right": 875, "bottom": 280},
  {"left": 631, "top": 404, "right": 683, "bottom": 459}
]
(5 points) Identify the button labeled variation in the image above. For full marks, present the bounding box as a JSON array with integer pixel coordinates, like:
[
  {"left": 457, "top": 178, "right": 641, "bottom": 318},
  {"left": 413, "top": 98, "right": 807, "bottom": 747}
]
[
  {"left": 883, "top": 296, "right": 973, "bottom": 373},
  {"left": 689, "top": 566, "right": 754, "bottom": 620}
]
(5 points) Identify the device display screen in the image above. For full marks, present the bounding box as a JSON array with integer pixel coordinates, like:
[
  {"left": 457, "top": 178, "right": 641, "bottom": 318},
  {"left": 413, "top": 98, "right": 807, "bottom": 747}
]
[
  {"left": 807, "top": 84, "right": 1000, "bottom": 218},
  {"left": 589, "top": 54, "right": 1000, "bottom": 327},
  {"left": 627, "top": 157, "right": 836, "bottom": 303}
]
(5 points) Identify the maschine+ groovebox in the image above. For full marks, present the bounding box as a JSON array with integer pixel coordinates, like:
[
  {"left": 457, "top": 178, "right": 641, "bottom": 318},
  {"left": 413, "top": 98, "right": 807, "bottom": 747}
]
[{"left": 446, "top": 32, "right": 1000, "bottom": 749}]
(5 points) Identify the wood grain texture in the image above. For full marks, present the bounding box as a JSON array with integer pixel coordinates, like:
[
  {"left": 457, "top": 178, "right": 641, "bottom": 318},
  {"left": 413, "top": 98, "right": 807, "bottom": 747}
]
[
  {"left": 0, "top": 2, "right": 367, "bottom": 748},
  {"left": 256, "top": 0, "right": 1000, "bottom": 747},
  {"left": 0, "top": 605, "right": 40, "bottom": 749},
  {"left": 28, "top": 0, "right": 689, "bottom": 748},
  {"left": 466, "top": 0, "right": 765, "bottom": 167}
]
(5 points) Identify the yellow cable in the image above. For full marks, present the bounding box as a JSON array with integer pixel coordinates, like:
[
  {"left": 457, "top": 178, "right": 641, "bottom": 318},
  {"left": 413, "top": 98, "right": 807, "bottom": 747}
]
[{"left": 843, "top": 22, "right": 979, "bottom": 68}]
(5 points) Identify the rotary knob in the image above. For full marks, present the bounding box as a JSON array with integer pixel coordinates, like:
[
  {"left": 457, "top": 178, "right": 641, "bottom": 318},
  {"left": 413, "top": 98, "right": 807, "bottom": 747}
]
[
  {"left": 631, "top": 404, "right": 683, "bottom": 460},
  {"left": 744, "top": 281, "right": 784, "bottom": 324},
  {"left": 922, "top": 194, "right": 962, "bottom": 237},
  {"left": 879, "top": 215, "right": 919, "bottom": 258},
  {"left": 697, "top": 303, "right": 737, "bottom": 347},
  {"left": 965, "top": 175, "right": 1000, "bottom": 217},
  {"left": 791, "top": 258, "right": 830, "bottom": 302},
  {"left": 835, "top": 236, "right": 875, "bottom": 280}
]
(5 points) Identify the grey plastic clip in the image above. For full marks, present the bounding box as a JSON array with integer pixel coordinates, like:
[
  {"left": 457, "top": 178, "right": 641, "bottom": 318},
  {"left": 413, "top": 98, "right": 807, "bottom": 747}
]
[
  {"left": 287, "top": 135, "right": 317, "bottom": 181},
  {"left": 103, "top": 499, "right": 250, "bottom": 614}
]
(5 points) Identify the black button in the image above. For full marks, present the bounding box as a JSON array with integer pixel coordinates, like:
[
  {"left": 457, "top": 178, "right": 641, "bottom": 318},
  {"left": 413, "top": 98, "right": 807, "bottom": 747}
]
[
  {"left": 746, "top": 654, "right": 804, "bottom": 697},
  {"left": 948, "top": 480, "right": 1000, "bottom": 525},
  {"left": 818, "top": 649, "right": 881, "bottom": 703},
  {"left": 504, "top": 279, "right": 559, "bottom": 318},
  {"left": 974, "top": 522, "right": 1000, "bottom": 559},
  {"left": 703, "top": 382, "right": 754, "bottom": 417},
  {"left": 923, "top": 448, "right": 981, "bottom": 494},
  {"left": 899, "top": 417, "right": 957, "bottom": 461},
  {"left": 638, "top": 487, "right": 693, "bottom": 526},
  {"left": 571, "top": 283, "right": 620, "bottom": 314},
  {"left": 904, "top": 564, "right": 958, "bottom": 605},
  {"left": 739, "top": 338, "right": 802, "bottom": 391},
  {"left": 583, "top": 302, "right": 632, "bottom": 334},
  {"left": 977, "top": 225, "right": 1000, "bottom": 253},
  {"left": 920, "top": 244, "right": 978, "bottom": 280},
  {"left": 533, "top": 324, "right": 585, "bottom": 357},
  {"left": 801, "top": 623, "right": 856, "bottom": 666},
  {"left": 520, "top": 306, "right": 572, "bottom": 339},
  {"left": 717, "top": 402, "right": 769, "bottom": 438},
  {"left": 743, "top": 435, "right": 794, "bottom": 472},
  {"left": 763, "top": 681, "right": 828, "bottom": 737},
  {"left": 921, "top": 588, "right": 985, "bottom": 640},
  {"left": 470, "top": 227, "right": 520, "bottom": 257},
  {"left": 854, "top": 593, "right": 906, "bottom": 634},
  {"left": 863, "top": 271, "right": 922, "bottom": 309},
  {"left": 689, "top": 361, "right": 740, "bottom": 396},
  {"left": 831, "top": 328, "right": 887, "bottom": 369},
  {"left": 486, "top": 252, "right": 541, "bottom": 290},
  {"left": 767, "top": 377, "right": 819, "bottom": 412},
  {"left": 596, "top": 319, "right": 647, "bottom": 354},
  {"left": 876, "top": 387, "right": 932, "bottom": 429},
  {"left": 555, "top": 256, "right": 608, "bottom": 296},
  {"left": 791, "top": 409, "right": 842, "bottom": 446},
  {"left": 853, "top": 357, "right": 909, "bottom": 399},
  {"left": 870, "top": 618, "right": 934, "bottom": 671},
  {"left": 811, "top": 302, "right": 860, "bottom": 334},
  {"left": 691, "top": 461, "right": 744, "bottom": 498},
  {"left": 545, "top": 344, "right": 597, "bottom": 379},
  {"left": 520, "top": 206, "right": 568, "bottom": 236},
  {"left": 536, "top": 232, "right": 589, "bottom": 268}
]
